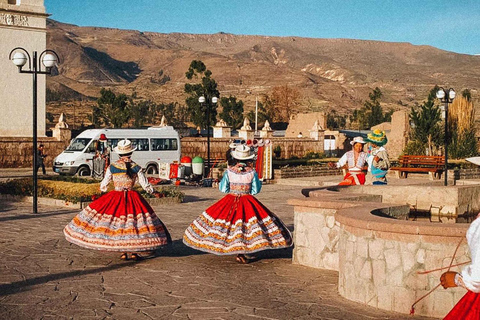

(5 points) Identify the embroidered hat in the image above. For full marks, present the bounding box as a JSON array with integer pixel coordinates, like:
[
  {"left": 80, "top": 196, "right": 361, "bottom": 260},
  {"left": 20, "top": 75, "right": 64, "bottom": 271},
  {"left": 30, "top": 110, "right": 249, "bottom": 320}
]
[
  {"left": 231, "top": 144, "right": 255, "bottom": 160},
  {"left": 229, "top": 141, "right": 237, "bottom": 149},
  {"left": 114, "top": 139, "right": 137, "bottom": 155},
  {"left": 99, "top": 133, "right": 107, "bottom": 142},
  {"left": 366, "top": 129, "right": 388, "bottom": 146},
  {"left": 350, "top": 136, "right": 367, "bottom": 145}
]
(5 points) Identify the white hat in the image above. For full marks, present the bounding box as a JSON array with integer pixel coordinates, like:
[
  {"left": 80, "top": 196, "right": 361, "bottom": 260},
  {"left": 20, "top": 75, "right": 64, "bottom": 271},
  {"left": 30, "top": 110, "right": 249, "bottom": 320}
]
[
  {"left": 350, "top": 136, "right": 366, "bottom": 145},
  {"left": 231, "top": 145, "right": 255, "bottom": 160},
  {"left": 114, "top": 139, "right": 137, "bottom": 155}
]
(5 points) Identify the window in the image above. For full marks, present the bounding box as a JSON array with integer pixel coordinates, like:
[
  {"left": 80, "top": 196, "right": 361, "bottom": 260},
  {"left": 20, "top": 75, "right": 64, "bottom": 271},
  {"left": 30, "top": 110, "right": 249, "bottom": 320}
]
[
  {"left": 66, "top": 138, "right": 91, "bottom": 152},
  {"left": 129, "top": 138, "right": 149, "bottom": 151},
  {"left": 151, "top": 138, "right": 178, "bottom": 151}
]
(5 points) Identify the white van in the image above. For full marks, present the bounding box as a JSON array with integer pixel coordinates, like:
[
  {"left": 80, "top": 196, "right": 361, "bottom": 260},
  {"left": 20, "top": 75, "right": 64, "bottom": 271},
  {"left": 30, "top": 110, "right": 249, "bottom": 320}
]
[{"left": 53, "top": 126, "right": 181, "bottom": 176}]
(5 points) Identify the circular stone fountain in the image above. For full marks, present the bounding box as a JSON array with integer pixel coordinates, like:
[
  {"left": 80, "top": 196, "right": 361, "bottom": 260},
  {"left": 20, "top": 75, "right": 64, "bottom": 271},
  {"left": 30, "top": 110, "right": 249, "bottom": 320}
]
[{"left": 289, "top": 184, "right": 480, "bottom": 318}]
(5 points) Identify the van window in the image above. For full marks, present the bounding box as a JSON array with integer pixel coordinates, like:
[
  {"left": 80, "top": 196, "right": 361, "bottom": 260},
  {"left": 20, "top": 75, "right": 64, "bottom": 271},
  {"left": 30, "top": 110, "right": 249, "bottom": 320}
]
[
  {"left": 66, "top": 138, "right": 91, "bottom": 152},
  {"left": 107, "top": 139, "right": 121, "bottom": 151},
  {"left": 85, "top": 141, "right": 97, "bottom": 153},
  {"left": 151, "top": 138, "right": 178, "bottom": 151},
  {"left": 129, "top": 138, "right": 149, "bottom": 151}
]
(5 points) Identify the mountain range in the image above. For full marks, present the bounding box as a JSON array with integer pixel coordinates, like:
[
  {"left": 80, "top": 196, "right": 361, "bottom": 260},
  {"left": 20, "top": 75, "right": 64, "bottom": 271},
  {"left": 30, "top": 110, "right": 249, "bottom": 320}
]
[{"left": 46, "top": 19, "right": 480, "bottom": 124}]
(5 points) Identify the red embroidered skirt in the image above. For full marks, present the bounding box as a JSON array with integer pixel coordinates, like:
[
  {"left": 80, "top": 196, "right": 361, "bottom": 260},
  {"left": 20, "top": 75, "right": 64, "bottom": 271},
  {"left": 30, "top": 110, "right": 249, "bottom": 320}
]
[
  {"left": 183, "top": 193, "right": 293, "bottom": 255},
  {"left": 64, "top": 190, "right": 171, "bottom": 252},
  {"left": 444, "top": 291, "right": 480, "bottom": 319},
  {"left": 338, "top": 172, "right": 366, "bottom": 185}
]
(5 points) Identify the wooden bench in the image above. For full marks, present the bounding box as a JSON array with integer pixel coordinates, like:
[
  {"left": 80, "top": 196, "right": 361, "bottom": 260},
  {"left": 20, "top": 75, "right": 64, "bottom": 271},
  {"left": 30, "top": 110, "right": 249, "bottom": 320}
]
[{"left": 390, "top": 155, "right": 445, "bottom": 179}]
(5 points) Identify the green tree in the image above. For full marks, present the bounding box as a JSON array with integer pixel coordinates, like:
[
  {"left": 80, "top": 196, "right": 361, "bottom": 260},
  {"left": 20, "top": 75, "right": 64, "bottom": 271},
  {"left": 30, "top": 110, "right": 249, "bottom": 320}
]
[
  {"left": 326, "top": 110, "right": 347, "bottom": 130},
  {"left": 407, "top": 86, "right": 442, "bottom": 155},
  {"left": 94, "top": 88, "right": 131, "bottom": 128},
  {"left": 184, "top": 60, "right": 220, "bottom": 129},
  {"left": 130, "top": 100, "right": 152, "bottom": 128},
  {"left": 219, "top": 96, "right": 244, "bottom": 129},
  {"left": 350, "top": 87, "right": 392, "bottom": 129}
]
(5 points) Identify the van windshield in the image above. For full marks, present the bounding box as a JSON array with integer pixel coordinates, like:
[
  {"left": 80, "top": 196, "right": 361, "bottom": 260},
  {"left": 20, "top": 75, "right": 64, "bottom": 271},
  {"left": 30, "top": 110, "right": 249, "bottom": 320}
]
[{"left": 66, "top": 138, "right": 92, "bottom": 152}]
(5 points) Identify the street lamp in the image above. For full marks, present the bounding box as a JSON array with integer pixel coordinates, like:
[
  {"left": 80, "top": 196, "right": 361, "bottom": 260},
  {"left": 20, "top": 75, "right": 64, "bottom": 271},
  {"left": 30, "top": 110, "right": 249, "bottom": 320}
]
[
  {"left": 9, "top": 47, "right": 60, "bottom": 213},
  {"left": 198, "top": 95, "right": 218, "bottom": 177},
  {"left": 436, "top": 87, "right": 456, "bottom": 186}
]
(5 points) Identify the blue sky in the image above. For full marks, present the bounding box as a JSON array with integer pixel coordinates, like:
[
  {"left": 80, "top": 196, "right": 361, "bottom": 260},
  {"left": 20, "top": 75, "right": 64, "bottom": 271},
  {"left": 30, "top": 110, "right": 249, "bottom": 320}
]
[{"left": 45, "top": 0, "right": 480, "bottom": 55}]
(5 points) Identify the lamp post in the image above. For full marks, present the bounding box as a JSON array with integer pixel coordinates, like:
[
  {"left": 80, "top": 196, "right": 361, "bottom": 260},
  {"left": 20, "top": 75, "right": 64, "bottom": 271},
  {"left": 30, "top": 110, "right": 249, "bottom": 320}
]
[
  {"left": 198, "top": 95, "right": 218, "bottom": 178},
  {"left": 9, "top": 47, "right": 60, "bottom": 213},
  {"left": 436, "top": 87, "right": 456, "bottom": 186}
]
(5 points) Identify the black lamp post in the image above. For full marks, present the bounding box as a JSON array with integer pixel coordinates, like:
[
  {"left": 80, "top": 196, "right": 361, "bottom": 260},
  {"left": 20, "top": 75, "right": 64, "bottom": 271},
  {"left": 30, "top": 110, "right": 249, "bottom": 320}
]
[
  {"left": 198, "top": 95, "right": 218, "bottom": 178},
  {"left": 436, "top": 87, "right": 456, "bottom": 186},
  {"left": 9, "top": 48, "right": 60, "bottom": 213}
]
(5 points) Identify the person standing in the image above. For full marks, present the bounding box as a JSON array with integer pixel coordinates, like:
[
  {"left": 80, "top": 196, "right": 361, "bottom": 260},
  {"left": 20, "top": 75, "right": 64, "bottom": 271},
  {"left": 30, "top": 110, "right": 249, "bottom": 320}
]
[
  {"left": 183, "top": 144, "right": 293, "bottom": 264},
  {"left": 328, "top": 136, "right": 368, "bottom": 185},
  {"left": 93, "top": 134, "right": 110, "bottom": 179},
  {"left": 36, "top": 144, "right": 47, "bottom": 175},
  {"left": 440, "top": 213, "right": 480, "bottom": 319},
  {"left": 365, "top": 130, "right": 390, "bottom": 185},
  {"left": 64, "top": 139, "right": 171, "bottom": 260}
]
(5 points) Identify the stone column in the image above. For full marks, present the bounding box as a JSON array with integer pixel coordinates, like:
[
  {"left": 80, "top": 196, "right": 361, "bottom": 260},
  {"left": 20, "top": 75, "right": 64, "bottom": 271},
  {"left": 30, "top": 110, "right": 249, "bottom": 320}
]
[
  {"left": 213, "top": 119, "right": 231, "bottom": 138},
  {"left": 238, "top": 118, "right": 254, "bottom": 141},
  {"left": 309, "top": 120, "right": 325, "bottom": 141},
  {"left": 52, "top": 113, "right": 71, "bottom": 142},
  {"left": 260, "top": 120, "right": 274, "bottom": 139}
]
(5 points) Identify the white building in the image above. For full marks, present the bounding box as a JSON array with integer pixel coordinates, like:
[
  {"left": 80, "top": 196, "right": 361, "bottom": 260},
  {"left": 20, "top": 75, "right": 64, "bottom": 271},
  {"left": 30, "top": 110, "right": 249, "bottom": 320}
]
[{"left": 0, "top": 0, "right": 48, "bottom": 136}]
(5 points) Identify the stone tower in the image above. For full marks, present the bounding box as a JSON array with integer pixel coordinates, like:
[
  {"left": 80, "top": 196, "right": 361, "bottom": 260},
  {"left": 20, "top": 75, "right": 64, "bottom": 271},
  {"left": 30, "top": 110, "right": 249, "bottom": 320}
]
[{"left": 0, "top": 0, "right": 48, "bottom": 136}]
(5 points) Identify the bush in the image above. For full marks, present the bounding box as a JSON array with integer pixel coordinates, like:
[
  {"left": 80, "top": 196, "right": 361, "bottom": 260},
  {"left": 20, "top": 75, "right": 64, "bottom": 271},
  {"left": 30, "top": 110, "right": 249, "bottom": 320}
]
[{"left": 0, "top": 178, "right": 184, "bottom": 204}]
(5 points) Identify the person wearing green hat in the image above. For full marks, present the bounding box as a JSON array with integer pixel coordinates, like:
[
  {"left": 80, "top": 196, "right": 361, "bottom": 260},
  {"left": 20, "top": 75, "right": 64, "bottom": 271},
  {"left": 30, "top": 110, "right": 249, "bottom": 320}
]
[{"left": 365, "top": 129, "right": 390, "bottom": 185}]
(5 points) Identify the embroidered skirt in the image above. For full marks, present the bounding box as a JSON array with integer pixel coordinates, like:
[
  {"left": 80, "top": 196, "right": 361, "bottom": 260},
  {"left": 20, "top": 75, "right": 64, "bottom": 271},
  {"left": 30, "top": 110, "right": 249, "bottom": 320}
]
[
  {"left": 64, "top": 190, "right": 171, "bottom": 252},
  {"left": 183, "top": 194, "right": 293, "bottom": 255},
  {"left": 338, "top": 172, "right": 366, "bottom": 185},
  {"left": 444, "top": 291, "right": 480, "bottom": 320}
]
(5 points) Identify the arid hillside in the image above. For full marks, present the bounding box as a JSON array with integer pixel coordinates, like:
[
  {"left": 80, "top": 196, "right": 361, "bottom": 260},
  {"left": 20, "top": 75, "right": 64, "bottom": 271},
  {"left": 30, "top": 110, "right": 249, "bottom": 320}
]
[{"left": 46, "top": 19, "right": 480, "bottom": 126}]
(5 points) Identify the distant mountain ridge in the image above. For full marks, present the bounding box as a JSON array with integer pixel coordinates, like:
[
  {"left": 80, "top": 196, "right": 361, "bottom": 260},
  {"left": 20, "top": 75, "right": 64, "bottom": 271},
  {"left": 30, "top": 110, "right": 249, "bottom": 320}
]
[{"left": 46, "top": 19, "right": 480, "bottom": 116}]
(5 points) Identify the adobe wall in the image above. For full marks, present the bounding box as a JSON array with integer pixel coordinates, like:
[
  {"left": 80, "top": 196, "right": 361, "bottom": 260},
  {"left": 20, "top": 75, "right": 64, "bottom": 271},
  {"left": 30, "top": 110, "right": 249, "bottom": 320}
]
[
  {"left": 0, "top": 137, "right": 70, "bottom": 168},
  {"left": 180, "top": 137, "right": 325, "bottom": 160}
]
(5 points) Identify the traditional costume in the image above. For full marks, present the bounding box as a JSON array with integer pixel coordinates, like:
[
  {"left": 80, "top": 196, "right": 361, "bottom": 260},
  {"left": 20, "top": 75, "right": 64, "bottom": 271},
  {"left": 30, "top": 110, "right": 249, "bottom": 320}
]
[
  {"left": 442, "top": 216, "right": 480, "bottom": 319},
  {"left": 334, "top": 136, "right": 368, "bottom": 185},
  {"left": 64, "top": 139, "right": 171, "bottom": 259},
  {"left": 183, "top": 145, "right": 292, "bottom": 262},
  {"left": 365, "top": 130, "right": 390, "bottom": 185}
]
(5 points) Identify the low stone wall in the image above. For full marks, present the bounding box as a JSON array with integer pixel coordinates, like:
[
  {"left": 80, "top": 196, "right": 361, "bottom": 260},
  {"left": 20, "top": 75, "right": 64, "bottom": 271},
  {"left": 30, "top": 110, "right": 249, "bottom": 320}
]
[
  {"left": 180, "top": 137, "right": 325, "bottom": 160},
  {"left": 276, "top": 165, "right": 342, "bottom": 179},
  {"left": 289, "top": 185, "right": 476, "bottom": 318},
  {"left": 0, "top": 137, "right": 69, "bottom": 168}
]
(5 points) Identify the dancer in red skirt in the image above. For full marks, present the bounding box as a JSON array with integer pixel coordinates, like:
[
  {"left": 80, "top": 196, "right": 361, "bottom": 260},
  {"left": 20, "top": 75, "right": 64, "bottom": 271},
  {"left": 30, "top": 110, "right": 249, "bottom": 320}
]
[
  {"left": 183, "top": 144, "right": 293, "bottom": 264},
  {"left": 64, "top": 139, "right": 171, "bottom": 260},
  {"left": 440, "top": 213, "right": 480, "bottom": 319}
]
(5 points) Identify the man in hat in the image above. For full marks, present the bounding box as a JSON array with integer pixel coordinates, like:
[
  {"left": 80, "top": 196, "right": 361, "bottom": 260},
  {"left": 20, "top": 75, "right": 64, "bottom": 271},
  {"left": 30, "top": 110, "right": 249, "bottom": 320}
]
[
  {"left": 365, "top": 129, "right": 390, "bottom": 185},
  {"left": 328, "top": 136, "right": 368, "bottom": 185}
]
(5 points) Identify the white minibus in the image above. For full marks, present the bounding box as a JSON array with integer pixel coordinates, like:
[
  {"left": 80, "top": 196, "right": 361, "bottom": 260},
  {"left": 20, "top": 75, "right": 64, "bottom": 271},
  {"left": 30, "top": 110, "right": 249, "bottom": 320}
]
[{"left": 53, "top": 126, "right": 180, "bottom": 176}]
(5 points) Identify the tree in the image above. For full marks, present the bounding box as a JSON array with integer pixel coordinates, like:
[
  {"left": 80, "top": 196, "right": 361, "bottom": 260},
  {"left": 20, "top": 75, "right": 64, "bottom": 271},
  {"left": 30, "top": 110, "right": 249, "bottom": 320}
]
[
  {"left": 326, "top": 110, "right": 347, "bottom": 130},
  {"left": 184, "top": 60, "right": 220, "bottom": 129},
  {"left": 94, "top": 88, "right": 130, "bottom": 128},
  {"left": 447, "top": 92, "right": 477, "bottom": 158},
  {"left": 406, "top": 86, "right": 442, "bottom": 155},
  {"left": 271, "top": 85, "right": 301, "bottom": 122},
  {"left": 350, "top": 87, "right": 392, "bottom": 129},
  {"left": 247, "top": 99, "right": 272, "bottom": 129},
  {"left": 130, "top": 100, "right": 151, "bottom": 128},
  {"left": 219, "top": 96, "right": 244, "bottom": 129}
]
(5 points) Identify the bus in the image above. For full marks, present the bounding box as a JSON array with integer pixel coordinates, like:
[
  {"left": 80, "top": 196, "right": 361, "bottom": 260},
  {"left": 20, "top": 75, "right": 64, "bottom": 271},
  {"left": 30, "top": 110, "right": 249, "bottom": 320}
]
[{"left": 53, "top": 126, "right": 180, "bottom": 176}]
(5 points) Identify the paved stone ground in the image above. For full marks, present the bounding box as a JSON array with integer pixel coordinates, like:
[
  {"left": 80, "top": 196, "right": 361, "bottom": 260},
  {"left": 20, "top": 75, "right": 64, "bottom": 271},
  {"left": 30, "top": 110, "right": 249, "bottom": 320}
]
[{"left": 0, "top": 180, "right": 440, "bottom": 320}]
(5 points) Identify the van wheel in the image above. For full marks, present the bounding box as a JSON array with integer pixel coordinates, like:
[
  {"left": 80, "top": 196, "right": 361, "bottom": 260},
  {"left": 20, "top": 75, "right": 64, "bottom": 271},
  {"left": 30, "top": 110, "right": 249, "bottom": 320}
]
[
  {"left": 146, "top": 164, "right": 158, "bottom": 175},
  {"left": 76, "top": 166, "right": 91, "bottom": 177}
]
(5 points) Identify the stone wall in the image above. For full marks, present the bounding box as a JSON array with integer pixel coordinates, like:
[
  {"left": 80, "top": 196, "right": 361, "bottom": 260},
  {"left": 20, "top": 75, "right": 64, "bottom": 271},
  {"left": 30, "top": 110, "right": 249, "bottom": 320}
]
[
  {"left": 275, "top": 165, "right": 342, "bottom": 179},
  {"left": 0, "top": 137, "right": 69, "bottom": 167},
  {"left": 180, "top": 137, "right": 325, "bottom": 160}
]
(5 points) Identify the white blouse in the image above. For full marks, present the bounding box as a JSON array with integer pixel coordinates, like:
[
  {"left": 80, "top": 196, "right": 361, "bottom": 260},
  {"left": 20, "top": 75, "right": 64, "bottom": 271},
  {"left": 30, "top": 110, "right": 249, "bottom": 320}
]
[{"left": 461, "top": 217, "right": 480, "bottom": 292}]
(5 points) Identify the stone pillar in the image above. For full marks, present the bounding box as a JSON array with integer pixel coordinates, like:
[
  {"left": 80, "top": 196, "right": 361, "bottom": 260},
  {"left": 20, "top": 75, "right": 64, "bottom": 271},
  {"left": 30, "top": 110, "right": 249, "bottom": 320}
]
[
  {"left": 388, "top": 110, "right": 409, "bottom": 159},
  {"left": 213, "top": 119, "right": 231, "bottom": 138},
  {"left": 238, "top": 118, "right": 254, "bottom": 141},
  {"left": 309, "top": 120, "right": 325, "bottom": 141},
  {"left": 260, "top": 120, "right": 274, "bottom": 139},
  {"left": 52, "top": 113, "right": 71, "bottom": 142}
]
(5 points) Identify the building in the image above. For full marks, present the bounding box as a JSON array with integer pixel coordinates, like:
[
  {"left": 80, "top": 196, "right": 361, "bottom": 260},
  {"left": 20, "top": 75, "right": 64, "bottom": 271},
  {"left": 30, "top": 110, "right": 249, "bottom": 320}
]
[{"left": 0, "top": 0, "right": 48, "bottom": 137}]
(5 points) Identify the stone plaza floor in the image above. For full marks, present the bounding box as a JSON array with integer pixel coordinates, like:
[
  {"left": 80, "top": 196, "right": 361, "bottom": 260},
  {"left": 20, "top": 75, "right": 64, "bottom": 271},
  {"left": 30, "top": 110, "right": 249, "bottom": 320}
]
[{"left": 0, "top": 175, "right": 439, "bottom": 319}]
